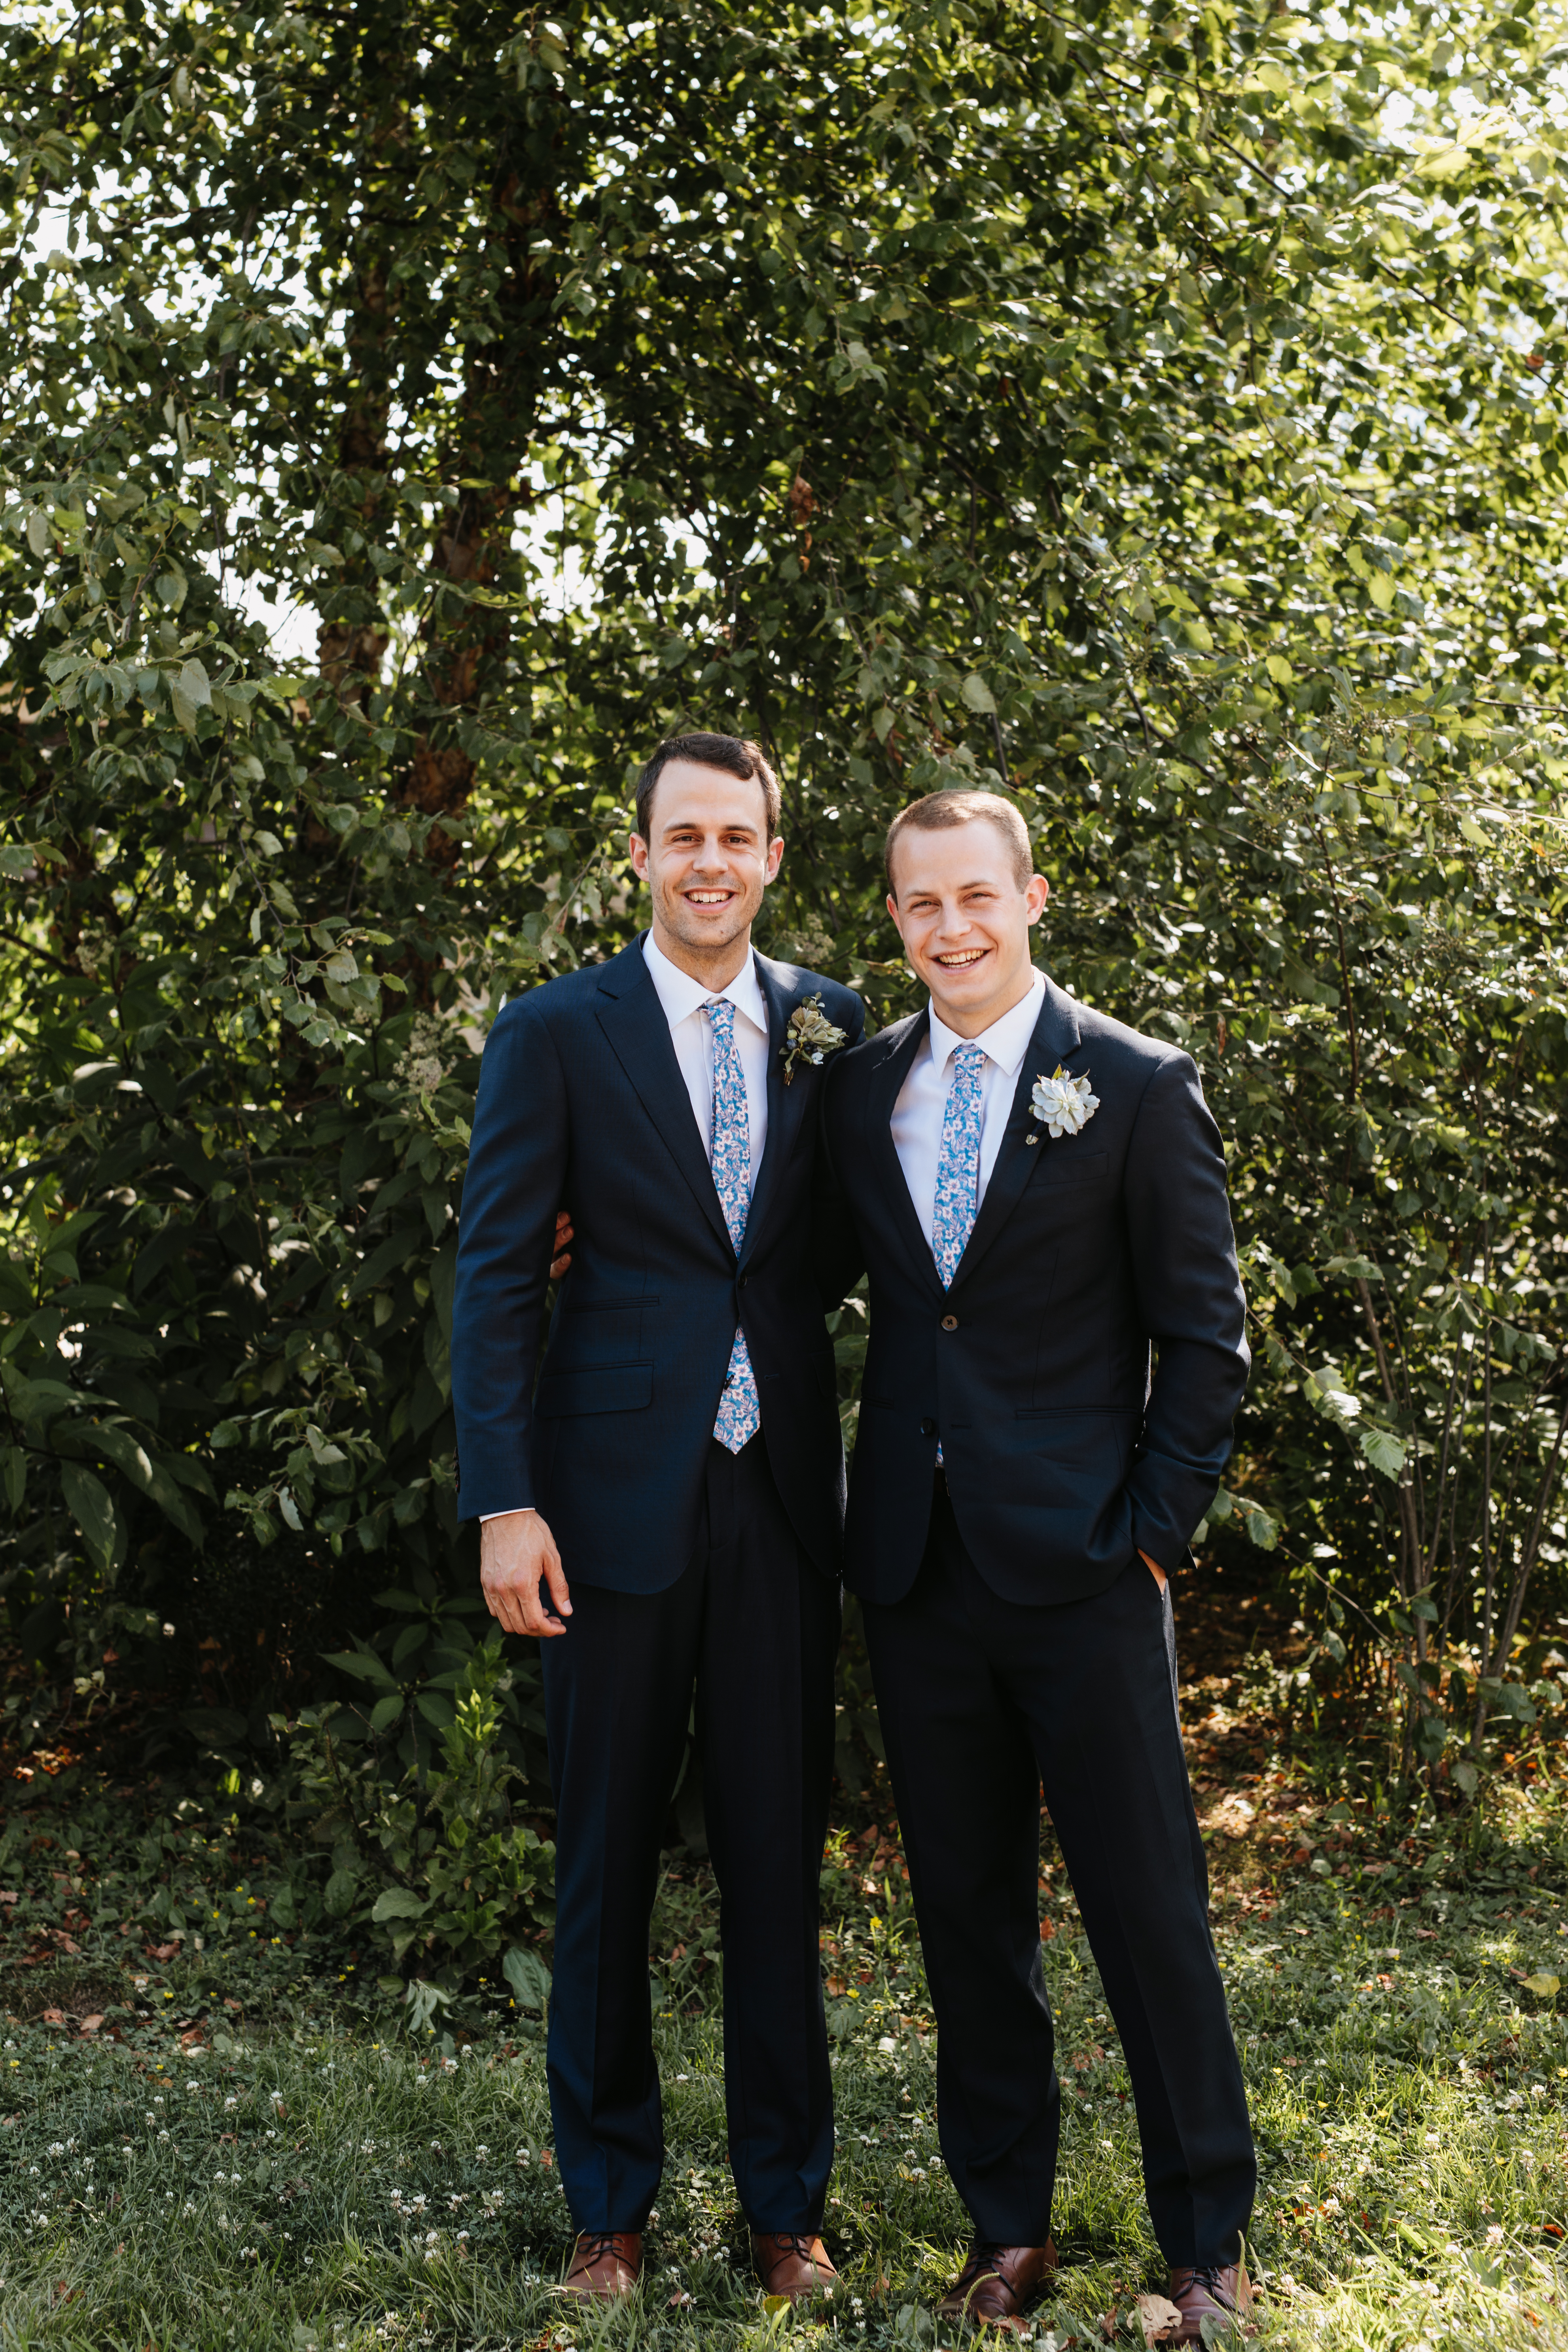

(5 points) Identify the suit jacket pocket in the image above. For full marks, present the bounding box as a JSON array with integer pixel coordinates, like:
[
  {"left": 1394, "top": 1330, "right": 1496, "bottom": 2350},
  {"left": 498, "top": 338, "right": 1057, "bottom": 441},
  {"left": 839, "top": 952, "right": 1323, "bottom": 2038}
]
[
  {"left": 552, "top": 1293, "right": 658, "bottom": 1365},
  {"left": 1037, "top": 1147, "right": 1108, "bottom": 1187},
  {"left": 535, "top": 1362, "right": 654, "bottom": 1417}
]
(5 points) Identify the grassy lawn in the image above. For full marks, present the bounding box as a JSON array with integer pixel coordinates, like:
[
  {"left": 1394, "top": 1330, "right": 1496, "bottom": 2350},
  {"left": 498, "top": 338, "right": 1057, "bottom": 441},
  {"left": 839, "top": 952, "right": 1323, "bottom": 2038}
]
[{"left": 3, "top": 1689, "right": 1566, "bottom": 2349}]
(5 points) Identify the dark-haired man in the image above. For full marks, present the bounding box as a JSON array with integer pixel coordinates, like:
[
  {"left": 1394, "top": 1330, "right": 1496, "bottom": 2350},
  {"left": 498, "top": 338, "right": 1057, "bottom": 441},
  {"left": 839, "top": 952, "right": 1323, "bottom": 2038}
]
[
  {"left": 452, "top": 733, "right": 862, "bottom": 2305},
  {"left": 822, "top": 788, "right": 1256, "bottom": 2343}
]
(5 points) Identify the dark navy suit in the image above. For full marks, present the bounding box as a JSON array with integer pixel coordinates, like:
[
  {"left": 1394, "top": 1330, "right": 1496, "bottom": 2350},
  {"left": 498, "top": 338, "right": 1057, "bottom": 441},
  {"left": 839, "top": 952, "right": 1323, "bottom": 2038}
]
[
  {"left": 453, "top": 932, "right": 862, "bottom": 2236},
  {"left": 822, "top": 972, "right": 1258, "bottom": 2269}
]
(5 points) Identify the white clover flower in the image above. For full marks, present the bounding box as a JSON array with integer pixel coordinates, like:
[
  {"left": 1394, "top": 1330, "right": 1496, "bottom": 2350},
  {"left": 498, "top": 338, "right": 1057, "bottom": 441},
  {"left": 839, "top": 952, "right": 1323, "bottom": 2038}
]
[
  {"left": 1030, "top": 1064, "right": 1100, "bottom": 1139},
  {"left": 224, "top": 2096, "right": 238, "bottom": 2110}
]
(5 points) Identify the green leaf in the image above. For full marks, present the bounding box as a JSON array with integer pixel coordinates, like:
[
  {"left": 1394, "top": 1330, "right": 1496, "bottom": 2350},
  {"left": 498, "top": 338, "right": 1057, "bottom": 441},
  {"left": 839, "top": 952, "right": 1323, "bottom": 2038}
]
[
  {"left": 960, "top": 672, "right": 997, "bottom": 714},
  {"left": 321, "top": 1647, "right": 398, "bottom": 1690},
  {"left": 323, "top": 1865, "right": 360, "bottom": 1917},
  {"left": 370, "top": 1887, "right": 430, "bottom": 1923},
  {"left": 368, "top": 1691, "right": 404, "bottom": 1733},
  {"left": 61, "top": 1460, "right": 115, "bottom": 1564},
  {"left": 502, "top": 1944, "right": 552, "bottom": 2011},
  {"left": 86, "top": 1423, "right": 205, "bottom": 1542},
  {"left": 1359, "top": 1427, "right": 1406, "bottom": 1481}
]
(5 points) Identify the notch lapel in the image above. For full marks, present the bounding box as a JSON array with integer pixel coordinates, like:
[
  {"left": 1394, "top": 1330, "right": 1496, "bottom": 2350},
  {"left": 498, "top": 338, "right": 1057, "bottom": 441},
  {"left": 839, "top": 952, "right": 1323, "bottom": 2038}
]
[
  {"left": 949, "top": 975, "right": 1084, "bottom": 1293},
  {"left": 867, "top": 1010, "right": 947, "bottom": 1299},
  {"left": 593, "top": 937, "right": 731, "bottom": 1255},
  {"left": 738, "top": 954, "right": 812, "bottom": 1267}
]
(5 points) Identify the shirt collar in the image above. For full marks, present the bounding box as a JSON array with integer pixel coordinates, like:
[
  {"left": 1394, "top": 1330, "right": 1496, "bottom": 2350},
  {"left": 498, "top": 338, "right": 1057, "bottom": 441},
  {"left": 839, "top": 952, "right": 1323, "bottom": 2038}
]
[
  {"left": 927, "top": 968, "right": 1045, "bottom": 1081},
  {"left": 642, "top": 928, "right": 770, "bottom": 1037}
]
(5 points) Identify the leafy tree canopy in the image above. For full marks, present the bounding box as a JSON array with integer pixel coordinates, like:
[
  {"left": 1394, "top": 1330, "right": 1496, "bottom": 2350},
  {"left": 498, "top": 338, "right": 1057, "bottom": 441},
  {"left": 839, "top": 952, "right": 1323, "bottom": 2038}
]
[{"left": 1, "top": 0, "right": 1565, "bottom": 1827}]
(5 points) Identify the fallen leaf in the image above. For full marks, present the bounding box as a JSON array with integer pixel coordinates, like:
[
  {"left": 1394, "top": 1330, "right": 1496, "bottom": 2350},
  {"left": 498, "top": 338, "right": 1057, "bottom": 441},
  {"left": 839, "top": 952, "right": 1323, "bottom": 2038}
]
[
  {"left": 1136, "top": 2291, "right": 1185, "bottom": 2346},
  {"left": 1523, "top": 1973, "right": 1560, "bottom": 1998},
  {"left": 147, "top": 1942, "right": 178, "bottom": 1962},
  {"left": 668, "top": 2289, "right": 693, "bottom": 2308},
  {"left": 223, "top": 1996, "right": 243, "bottom": 2011},
  {"left": 41, "top": 2007, "right": 66, "bottom": 2025},
  {"left": 179, "top": 2027, "right": 206, "bottom": 2048},
  {"left": 79, "top": 2014, "right": 104, "bottom": 2034}
]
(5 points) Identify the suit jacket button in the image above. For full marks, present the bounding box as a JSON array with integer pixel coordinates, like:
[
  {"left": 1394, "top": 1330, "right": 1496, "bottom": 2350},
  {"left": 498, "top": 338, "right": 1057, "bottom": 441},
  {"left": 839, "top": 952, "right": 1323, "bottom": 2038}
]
[
  {"left": 920, "top": 1417, "right": 935, "bottom": 1437},
  {"left": 940, "top": 1313, "right": 958, "bottom": 1331}
]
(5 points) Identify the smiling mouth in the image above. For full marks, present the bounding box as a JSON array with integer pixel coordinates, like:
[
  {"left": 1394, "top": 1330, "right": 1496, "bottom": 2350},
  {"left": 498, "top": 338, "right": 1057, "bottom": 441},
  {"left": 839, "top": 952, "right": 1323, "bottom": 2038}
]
[
  {"left": 684, "top": 889, "right": 735, "bottom": 907},
  {"left": 934, "top": 947, "right": 989, "bottom": 969}
]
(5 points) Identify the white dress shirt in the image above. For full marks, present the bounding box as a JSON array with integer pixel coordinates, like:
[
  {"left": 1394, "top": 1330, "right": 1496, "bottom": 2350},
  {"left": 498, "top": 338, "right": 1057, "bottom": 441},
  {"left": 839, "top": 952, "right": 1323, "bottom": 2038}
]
[
  {"left": 483, "top": 932, "right": 771, "bottom": 1520},
  {"left": 890, "top": 970, "right": 1046, "bottom": 1261},
  {"left": 640, "top": 928, "right": 771, "bottom": 1186}
]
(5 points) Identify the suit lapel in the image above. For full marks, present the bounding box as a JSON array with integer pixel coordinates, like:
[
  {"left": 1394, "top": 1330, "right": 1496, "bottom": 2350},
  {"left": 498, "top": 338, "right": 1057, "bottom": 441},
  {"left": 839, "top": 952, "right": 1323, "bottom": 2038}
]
[
  {"left": 867, "top": 1010, "right": 946, "bottom": 1299},
  {"left": 593, "top": 937, "right": 731, "bottom": 1254},
  {"left": 739, "top": 953, "right": 812, "bottom": 1267},
  {"left": 950, "top": 975, "right": 1085, "bottom": 1293}
]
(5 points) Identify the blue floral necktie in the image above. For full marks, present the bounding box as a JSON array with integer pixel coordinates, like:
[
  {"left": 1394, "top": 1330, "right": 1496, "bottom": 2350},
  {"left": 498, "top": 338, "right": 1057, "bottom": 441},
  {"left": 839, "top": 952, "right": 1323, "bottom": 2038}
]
[
  {"left": 706, "top": 997, "right": 762, "bottom": 1454},
  {"left": 931, "top": 1041, "right": 987, "bottom": 1288}
]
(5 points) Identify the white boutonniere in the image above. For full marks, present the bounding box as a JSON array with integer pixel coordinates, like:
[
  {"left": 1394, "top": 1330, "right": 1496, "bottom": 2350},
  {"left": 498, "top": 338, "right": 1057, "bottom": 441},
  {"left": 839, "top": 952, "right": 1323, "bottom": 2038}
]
[
  {"left": 1030, "top": 1063, "right": 1100, "bottom": 1138},
  {"left": 780, "top": 992, "right": 848, "bottom": 1085}
]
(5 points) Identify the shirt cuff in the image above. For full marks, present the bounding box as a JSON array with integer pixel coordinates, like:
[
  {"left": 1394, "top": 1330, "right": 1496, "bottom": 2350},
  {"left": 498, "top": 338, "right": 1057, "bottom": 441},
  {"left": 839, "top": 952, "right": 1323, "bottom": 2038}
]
[{"left": 480, "top": 1508, "right": 535, "bottom": 1520}]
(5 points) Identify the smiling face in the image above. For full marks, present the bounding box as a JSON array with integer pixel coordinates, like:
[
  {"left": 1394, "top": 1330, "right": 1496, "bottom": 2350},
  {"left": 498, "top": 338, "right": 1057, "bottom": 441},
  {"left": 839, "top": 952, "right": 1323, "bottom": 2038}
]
[
  {"left": 886, "top": 817, "right": 1049, "bottom": 1037},
  {"left": 629, "top": 759, "right": 784, "bottom": 983}
]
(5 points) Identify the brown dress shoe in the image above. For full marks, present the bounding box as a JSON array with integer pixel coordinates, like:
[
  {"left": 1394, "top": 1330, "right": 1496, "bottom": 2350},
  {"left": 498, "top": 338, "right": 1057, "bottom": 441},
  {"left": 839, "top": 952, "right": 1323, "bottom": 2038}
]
[
  {"left": 563, "top": 2229, "right": 642, "bottom": 2298},
  {"left": 1153, "top": 2263, "right": 1255, "bottom": 2343},
  {"left": 936, "top": 2238, "right": 1057, "bottom": 2329},
  {"left": 752, "top": 2230, "right": 839, "bottom": 2301}
]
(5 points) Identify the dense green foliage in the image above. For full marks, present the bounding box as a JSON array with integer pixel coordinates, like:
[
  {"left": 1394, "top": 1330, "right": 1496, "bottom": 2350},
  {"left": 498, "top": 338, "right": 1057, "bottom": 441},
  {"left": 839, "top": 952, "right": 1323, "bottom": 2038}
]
[{"left": 2, "top": 0, "right": 1567, "bottom": 1966}]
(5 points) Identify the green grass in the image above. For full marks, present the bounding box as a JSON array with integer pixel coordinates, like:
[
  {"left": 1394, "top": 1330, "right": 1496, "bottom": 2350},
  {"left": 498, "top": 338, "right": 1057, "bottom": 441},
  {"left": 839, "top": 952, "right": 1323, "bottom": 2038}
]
[{"left": 3, "top": 1798, "right": 1567, "bottom": 2349}]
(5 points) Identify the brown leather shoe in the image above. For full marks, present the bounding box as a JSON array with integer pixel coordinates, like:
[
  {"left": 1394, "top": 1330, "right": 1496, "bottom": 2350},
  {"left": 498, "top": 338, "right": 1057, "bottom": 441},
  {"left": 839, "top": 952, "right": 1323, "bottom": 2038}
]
[
  {"left": 936, "top": 2238, "right": 1057, "bottom": 2330},
  {"left": 1153, "top": 2263, "right": 1255, "bottom": 2343},
  {"left": 563, "top": 2229, "right": 642, "bottom": 2298},
  {"left": 752, "top": 2230, "right": 839, "bottom": 2301}
]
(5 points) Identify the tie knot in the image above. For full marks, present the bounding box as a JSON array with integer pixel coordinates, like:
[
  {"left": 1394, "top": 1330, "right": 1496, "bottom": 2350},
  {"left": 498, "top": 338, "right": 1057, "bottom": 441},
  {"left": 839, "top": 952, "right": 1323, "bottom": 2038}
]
[
  {"left": 953, "top": 1042, "right": 986, "bottom": 1081},
  {"left": 706, "top": 996, "right": 735, "bottom": 1033}
]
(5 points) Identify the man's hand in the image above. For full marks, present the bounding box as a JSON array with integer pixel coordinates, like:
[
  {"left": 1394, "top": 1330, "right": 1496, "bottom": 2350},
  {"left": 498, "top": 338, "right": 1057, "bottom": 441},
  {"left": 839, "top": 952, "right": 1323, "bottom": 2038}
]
[
  {"left": 1139, "top": 1548, "right": 1167, "bottom": 1594},
  {"left": 482, "top": 1509, "right": 573, "bottom": 1638},
  {"left": 550, "top": 1207, "right": 574, "bottom": 1282}
]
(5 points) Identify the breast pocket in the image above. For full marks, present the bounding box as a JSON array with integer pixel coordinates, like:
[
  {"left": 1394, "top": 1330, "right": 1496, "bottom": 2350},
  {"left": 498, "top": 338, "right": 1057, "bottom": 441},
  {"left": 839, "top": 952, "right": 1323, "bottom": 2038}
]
[{"left": 1037, "top": 1147, "right": 1108, "bottom": 1188}]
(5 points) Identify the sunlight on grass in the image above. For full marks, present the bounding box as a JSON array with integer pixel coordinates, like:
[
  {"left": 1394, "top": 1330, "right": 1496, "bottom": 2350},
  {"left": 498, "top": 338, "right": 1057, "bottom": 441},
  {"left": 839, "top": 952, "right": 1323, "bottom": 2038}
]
[{"left": 4, "top": 1811, "right": 1566, "bottom": 2350}]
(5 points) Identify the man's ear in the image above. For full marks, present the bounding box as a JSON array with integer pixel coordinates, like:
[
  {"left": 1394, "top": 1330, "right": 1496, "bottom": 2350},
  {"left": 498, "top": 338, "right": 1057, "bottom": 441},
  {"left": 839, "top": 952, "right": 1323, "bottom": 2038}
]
[
  {"left": 1025, "top": 874, "right": 1049, "bottom": 922},
  {"left": 885, "top": 890, "right": 903, "bottom": 937},
  {"left": 629, "top": 832, "right": 649, "bottom": 880},
  {"left": 764, "top": 834, "right": 785, "bottom": 883}
]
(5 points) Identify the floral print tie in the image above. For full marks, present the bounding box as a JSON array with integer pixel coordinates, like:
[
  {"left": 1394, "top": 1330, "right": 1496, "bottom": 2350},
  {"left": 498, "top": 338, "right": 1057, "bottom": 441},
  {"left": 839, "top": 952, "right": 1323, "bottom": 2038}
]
[
  {"left": 706, "top": 997, "right": 762, "bottom": 1454},
  {"left": 931, "top": 1041, "right": 987, "bottom": 1288}
]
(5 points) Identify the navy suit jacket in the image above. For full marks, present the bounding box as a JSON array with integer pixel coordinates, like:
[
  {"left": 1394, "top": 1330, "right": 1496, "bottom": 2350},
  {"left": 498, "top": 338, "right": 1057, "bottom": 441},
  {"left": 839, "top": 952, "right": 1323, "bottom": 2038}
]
[
  {"left": 821, "top": 972, "right": 1249, "bottom": 1606},
  {"left": 451, "top": 932, "right": 864, "bottom": 1592}
]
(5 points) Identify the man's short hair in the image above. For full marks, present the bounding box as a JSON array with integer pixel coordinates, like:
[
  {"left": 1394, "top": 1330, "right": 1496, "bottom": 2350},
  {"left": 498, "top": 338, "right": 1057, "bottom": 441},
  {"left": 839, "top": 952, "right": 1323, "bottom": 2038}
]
[
  {"left": 634, "top": 732, "right": 782, "bottom": 843},
  {"left": 885, "top": 788, "right": 1033, "bottom": 892}
]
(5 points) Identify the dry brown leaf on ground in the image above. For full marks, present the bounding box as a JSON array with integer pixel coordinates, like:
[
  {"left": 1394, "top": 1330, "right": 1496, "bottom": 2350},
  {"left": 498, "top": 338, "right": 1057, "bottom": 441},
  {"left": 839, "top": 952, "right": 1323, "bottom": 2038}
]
[{"left": 1136, "top": 2292, "right": 1185, "bottom": 2345}]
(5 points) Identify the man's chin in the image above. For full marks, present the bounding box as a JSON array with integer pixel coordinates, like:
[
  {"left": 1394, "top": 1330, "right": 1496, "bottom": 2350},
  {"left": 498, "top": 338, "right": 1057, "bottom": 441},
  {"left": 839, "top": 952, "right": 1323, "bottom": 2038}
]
[{"left": 661, "top": 902, "right": 757, "bottom": 955}]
